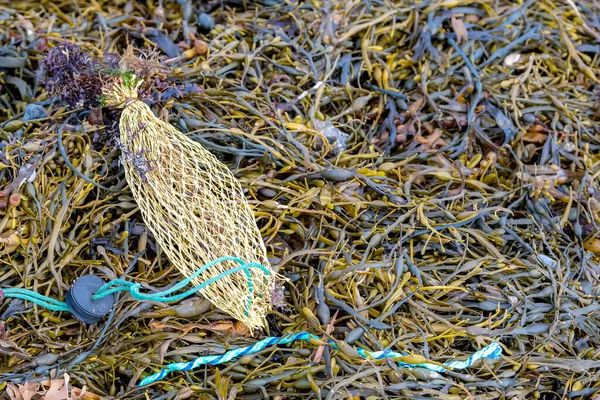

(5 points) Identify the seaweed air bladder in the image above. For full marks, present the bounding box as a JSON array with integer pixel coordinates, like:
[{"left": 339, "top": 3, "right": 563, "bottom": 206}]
[{"left": 101, "top": 71, "right": 280, "bottom": 331}]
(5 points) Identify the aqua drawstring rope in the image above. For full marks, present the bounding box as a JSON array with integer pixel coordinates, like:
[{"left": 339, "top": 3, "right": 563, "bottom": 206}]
[
  {"left": 0, "top": 256, "right": 269, "bottom": 320},
  {"left": 91, "top": 256, "right": 270, "bottom": 317},
  {"left": 138, "top": 334, "right": 503, "bottom": 387}
]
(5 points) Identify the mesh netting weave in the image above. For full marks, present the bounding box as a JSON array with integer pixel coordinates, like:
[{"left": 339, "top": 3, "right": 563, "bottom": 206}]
[{"left": 102, "top": 74, "right": 277, "bottom": 330}]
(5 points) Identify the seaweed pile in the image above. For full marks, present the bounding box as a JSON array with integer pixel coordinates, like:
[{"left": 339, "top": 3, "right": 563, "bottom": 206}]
[{"left": 1, "top": 0, "right": 600, "bottom": 398}]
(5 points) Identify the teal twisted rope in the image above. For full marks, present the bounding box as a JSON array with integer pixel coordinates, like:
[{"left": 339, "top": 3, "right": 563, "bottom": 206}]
[
  {"left": 139, "top": 332, "right": 320, "bottom": 386},
  {"left": 1, "top": 256, "right": 271, "bottom": 317},
  {"left": 138, "top": 335, "right": 503, "bottom": 386}
]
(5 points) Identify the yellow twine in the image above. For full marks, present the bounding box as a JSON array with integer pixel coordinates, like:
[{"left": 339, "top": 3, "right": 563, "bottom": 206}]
[{"left": 102, "top": 73, "right": 278, "bottom": 330}]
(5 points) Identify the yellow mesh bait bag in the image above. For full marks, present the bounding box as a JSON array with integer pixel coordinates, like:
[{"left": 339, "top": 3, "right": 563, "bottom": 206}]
[{"left": 102, "top": 72, "right": 277, "bottom": 330}]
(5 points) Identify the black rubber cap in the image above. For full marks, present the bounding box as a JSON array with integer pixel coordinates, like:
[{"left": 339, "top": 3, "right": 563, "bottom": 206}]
[{"left": 66, "top": 275, "right": 114, "bottom": 324}]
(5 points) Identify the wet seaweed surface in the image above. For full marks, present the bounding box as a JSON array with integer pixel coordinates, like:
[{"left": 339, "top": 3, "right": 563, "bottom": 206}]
[{"left": 1, "top": 0, "right": 600, "bottom": 399}]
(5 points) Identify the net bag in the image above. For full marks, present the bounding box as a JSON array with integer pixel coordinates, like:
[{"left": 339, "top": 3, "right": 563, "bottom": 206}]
[{"left": 102, "top": 73, "right": 277, "bottom": 330}]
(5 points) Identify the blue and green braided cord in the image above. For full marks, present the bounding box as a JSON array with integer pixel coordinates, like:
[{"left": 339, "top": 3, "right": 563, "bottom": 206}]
[
  {"left": 138, "top": 334, "right": 503, "bottom": 386},
  {"left": 139, "top": 332, "right": 320, "bottom": 386}
]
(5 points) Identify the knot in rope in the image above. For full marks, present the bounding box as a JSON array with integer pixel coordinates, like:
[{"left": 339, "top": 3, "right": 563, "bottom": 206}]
[{"left": 101, "top": 71, "right": 142, "bottom": 108}]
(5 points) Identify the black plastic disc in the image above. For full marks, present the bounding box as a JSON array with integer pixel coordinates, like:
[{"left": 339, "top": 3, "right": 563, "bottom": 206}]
[{"left": 66, "top": 275, "right": 114, "bottom": 324}]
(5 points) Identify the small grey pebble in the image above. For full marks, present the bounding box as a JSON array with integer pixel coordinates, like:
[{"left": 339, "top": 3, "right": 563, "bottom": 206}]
[
  {"left": 522, "top": 113, "right": 536, "bottom": 124},
  {"left": 198, "top": 13, "right": 214, "bottom": 32},
  {"left": 23, "top": 104, "right": 48, "bottom": 121}
]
